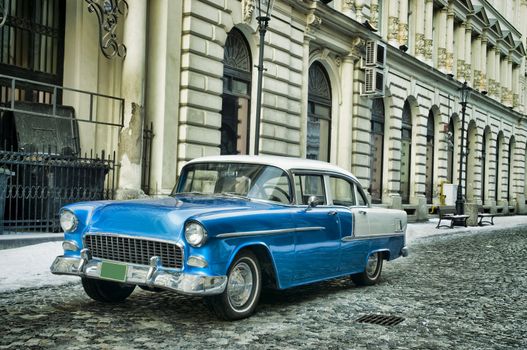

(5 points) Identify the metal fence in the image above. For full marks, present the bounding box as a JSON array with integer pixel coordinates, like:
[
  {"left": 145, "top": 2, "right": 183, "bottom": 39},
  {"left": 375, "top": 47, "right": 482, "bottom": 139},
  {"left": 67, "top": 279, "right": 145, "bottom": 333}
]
[{"left": 0, "top": 147, "right": 116, "bottom": 233}]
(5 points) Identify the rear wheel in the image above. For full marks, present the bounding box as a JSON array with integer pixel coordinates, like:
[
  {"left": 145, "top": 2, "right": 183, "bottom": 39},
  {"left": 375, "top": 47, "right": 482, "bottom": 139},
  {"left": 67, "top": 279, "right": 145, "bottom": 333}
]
[
  {"left": 81, "top": 278, "right": 135, "bottom": 303},
  {"left": 351, "top": 252, "right": 383, "bottom": 286},
  {"left": 206, "top": 251, "right": 261, "bottom": 320}
]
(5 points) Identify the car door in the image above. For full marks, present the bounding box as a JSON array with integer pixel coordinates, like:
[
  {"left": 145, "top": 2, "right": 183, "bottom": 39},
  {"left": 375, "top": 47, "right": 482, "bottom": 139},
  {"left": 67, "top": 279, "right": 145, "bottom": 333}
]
[
  {"left": 292, "top": 173, "right": 341, "bottom": 282},
  {"left": 328, "top": 175, "right": 371, "bottom": 274}
]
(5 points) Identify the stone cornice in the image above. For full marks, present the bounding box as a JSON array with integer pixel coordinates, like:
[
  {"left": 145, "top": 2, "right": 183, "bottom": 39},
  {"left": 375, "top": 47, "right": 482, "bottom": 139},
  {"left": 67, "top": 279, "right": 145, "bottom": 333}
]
[{"left": 386, "top": 42, "right": 525, "bottom": 121}]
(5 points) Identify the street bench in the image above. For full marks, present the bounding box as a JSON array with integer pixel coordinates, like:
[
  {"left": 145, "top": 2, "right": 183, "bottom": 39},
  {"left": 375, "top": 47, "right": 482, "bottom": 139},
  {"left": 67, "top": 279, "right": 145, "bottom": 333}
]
[
  {"left": 436, "top": 206, "right": 469, "bottom": 229},
  {"left": 478, "top": 207, "right": 496, "bottom": 226}
]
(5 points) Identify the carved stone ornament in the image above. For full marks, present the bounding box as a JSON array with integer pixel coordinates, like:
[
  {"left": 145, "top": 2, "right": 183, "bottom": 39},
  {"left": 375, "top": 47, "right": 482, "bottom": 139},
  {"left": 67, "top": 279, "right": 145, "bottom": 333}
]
[
  {"left": 513, "top": 93, "right": 520, "bottom": 107},
  {"left": 398, "top": 22, "right": 408, "bottom": 45},
  {"left": 335, "top": 56, "right": 342, "bottom": 67},
  {"left": 85, "top": 0, "right": 128, "bottom": 59},
  {"left": 387, "top": 16, "right": 399, "bottom": 42},
  {"left": 464, "top": 63, "right": 471, "bottom": 81},
  {"left": 370, "top": 3, "right": 379, "bottom": 29},
  {"left": 488, "top": 79, "right": 496, "bottom": 96},
  {"left": 473, "top": 70, "right": 481, "bottom": 88},
  {"left": 437, "top": 48, "right": 447, "bottom": 69},
  {"left": 480, "top": 73, "right": 487, "bottom": 91},
  {"left": 307, "top": 14, "right": 322, "bottom": 27},
  {"left": 415, "top": 33, "right": 425, "bottom": 57},
  {"left": 446, "top": 52, "right": 454, "bottom": 71},
  {"left": 242, "top": 0, "right": 254, "bottom": 23},
  {"left": 342, "top": 0, "right": 355, "bottom": 10},
  {"left": 424, "top": 38, "right": 433, "bottom": 60},
  {"left": 457, "top": 59, "right": 465, "bottom": 78}
]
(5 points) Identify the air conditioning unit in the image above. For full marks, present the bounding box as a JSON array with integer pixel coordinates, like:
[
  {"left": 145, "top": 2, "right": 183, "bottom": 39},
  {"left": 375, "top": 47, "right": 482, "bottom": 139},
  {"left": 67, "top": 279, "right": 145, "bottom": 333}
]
[
  {"left": 362, "top": 67, "right": 385, "bottom": 95},
  {"left": 365, "top": 41, "right": 386, "bottom": 67}
]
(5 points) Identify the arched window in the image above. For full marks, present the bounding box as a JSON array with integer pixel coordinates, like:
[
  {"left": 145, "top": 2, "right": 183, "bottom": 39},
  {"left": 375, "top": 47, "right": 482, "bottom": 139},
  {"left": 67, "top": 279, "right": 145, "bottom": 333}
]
[
  {"left": 370, "top": 98, "right": 385, "bottom": 203},
  {"left": 401, "top": 100, "right": 412, "bottom": 204},
  {"left": 221, "top": 28, "right": 252, "bottom": 155},
  {"left": 307, "top": 62, "right": 331, "bottom": 161},
  {"left": 425, "top": 110, "right": 435, "bottom": 203},
  {"left": 447, "top": 118, "right": 455, "bottom": 183}
]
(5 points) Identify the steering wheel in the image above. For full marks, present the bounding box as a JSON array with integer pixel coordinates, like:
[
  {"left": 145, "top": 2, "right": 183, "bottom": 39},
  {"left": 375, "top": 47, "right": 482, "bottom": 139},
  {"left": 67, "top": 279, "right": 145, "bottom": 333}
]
[{"left": 262, "top": 185, "right": 290, "bottom": 203}]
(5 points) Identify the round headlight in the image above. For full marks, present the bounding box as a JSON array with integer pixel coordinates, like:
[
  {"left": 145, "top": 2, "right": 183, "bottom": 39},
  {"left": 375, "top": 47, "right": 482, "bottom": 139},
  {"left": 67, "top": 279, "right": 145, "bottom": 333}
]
[
  {"left": 60, "top": 210, "right": 78, "bottom": 232},
  {"left": 185, "top": 222, "right": 207, "bottom": 247}
]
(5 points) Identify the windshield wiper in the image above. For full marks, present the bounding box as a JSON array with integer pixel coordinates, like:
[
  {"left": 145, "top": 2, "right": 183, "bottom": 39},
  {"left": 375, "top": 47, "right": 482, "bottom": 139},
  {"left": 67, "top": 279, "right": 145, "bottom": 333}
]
[{"left": 217, "top": 192, "right": 251, "bottom": 201}]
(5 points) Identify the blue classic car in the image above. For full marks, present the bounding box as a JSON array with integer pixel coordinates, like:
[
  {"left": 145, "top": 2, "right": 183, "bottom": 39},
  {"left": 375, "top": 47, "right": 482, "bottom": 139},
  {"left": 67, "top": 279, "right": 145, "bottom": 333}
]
[{"left": 51, "top": 155, "right": 408, "bottom": 320}]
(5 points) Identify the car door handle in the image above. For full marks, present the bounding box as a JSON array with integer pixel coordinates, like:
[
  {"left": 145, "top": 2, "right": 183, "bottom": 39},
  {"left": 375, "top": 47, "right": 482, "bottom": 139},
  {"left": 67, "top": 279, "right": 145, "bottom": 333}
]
[
  {"left": 328, "top": 211, "right": 337, "bottom": 216},
  {"left": 358, "top": 210, "right": 367, "bottom": 215}
]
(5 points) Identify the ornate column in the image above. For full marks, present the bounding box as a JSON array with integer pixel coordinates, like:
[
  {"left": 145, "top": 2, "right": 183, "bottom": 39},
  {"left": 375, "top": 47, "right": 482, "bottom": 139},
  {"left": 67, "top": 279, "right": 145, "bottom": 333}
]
[
  {"left": 472, "top": 35, "right": 481, "bottom": 88},
  {"left": 464, "top": 22, "right": 472, "bottom": 83},
  {"left": 504, "top": 56, "right": 513, "bottom": 106},
  {"left": 388, "top": 0, "right": 400, "bottom": 46},
  {"left": 455, "top": 22, "right": 466, "bottom": 80},
  {"left": 337, "top": 54, "right": 358, "bottom": 170},
  {"left": 424, "top": 0, "right": 434, "bottom": 63},
  {"left": 117, "top": 0, "right": 147, "bottom": 198},
  {"left": 487, "top": 45, "right": 495, "bottom": 95},
  {"left": 512, "top": 65, "right": 520, "bottom": 107},
  {"left": 437, "top": 7, "right": 448, "bottom": 72},
  {"left": 415, "top": 0, "right": 426, "bottom": 60},
  {"left": 494, "top": 43, "right": 504, "bottom": 101},
  {"left": 446, "top": 7, "right": 455, "bottom": 73},
  {"left": 398, "top": 0, "right": 408, "bottom": 47},
  {"left": 480, "top": 33, "right": 488, "bottom": 92}
]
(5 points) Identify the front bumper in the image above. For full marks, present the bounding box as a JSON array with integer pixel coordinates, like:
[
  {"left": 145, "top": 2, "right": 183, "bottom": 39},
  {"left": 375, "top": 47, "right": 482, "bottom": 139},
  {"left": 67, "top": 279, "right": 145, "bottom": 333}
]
[{"left": 50, "top": 254, "right": 227, "bottom": 296}]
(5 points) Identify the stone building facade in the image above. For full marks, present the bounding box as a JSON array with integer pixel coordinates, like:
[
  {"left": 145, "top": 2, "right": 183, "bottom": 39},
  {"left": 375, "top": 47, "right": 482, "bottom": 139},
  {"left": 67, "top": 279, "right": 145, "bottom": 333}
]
[{"left": 4, "top": 0, "right": 526, "bottom": 221}]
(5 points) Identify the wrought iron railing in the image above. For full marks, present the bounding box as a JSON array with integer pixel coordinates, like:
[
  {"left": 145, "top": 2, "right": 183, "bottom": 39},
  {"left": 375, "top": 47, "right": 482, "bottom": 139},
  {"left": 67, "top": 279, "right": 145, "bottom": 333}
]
[{"left": 0, "top": 147, "right": 116, "bottom": 233}]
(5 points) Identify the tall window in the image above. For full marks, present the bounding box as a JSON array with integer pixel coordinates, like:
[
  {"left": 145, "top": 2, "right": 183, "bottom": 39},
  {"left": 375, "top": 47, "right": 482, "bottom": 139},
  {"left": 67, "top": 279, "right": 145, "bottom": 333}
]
[
  {"left": 0, "top": 0, "right": 65, "bottom": 104},
  {"left": 401, "top": 100, "right": 412, "bottom": 204},
  {"left": 425, "top": 110, "right": 435, "bottom": 203},
  {"left": 495, "top": 133, "right": 503, "bottom": 202},
  {"left": 370, "top": 98, "right": 384, "bottom": 203},
  {"left": 307, "top": 62, "right": 331, "bottom": 161},
  {"left": 447, "top": 118, "right": 455, "bottom": 183},
  {"left": 221, "top": 28, "right": 251, "bottom": 155},
  {"left": 482, "top": 127, "right": 490, "bottom": 204},
  {"left": 508, "top": 137, "right": 515, "bottom": 202}
]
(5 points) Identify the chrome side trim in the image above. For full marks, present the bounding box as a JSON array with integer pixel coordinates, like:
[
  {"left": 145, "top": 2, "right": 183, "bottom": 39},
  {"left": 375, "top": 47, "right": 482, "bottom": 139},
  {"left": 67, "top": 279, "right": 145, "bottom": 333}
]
[
  {"left": 217, "top": 226, "right": 325, "bottom": 239},
  {"left": 50, "top": 256, "right": 227, "bottom": 296},
  {"left": 341, "top": 233, "right": 405, "bottom": 242}
]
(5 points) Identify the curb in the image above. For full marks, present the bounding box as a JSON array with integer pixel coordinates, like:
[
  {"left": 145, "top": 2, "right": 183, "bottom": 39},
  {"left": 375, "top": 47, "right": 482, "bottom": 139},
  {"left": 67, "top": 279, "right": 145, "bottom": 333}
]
[{"left": 0, "top": 233, "right": 63, "bottom": 250}]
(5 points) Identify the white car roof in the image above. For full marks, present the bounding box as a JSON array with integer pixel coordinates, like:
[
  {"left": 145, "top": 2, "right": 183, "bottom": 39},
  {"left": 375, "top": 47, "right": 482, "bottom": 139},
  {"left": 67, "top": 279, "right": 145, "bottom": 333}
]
[{"left": 186, "top": 155, "right": 360, "bottom": 183}]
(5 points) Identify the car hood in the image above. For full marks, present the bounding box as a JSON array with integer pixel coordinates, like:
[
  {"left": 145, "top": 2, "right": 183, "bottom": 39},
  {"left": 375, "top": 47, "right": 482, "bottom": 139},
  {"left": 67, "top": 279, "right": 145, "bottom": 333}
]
[{"left": 72, "top": 195, "right": 276, "bottom": 241}]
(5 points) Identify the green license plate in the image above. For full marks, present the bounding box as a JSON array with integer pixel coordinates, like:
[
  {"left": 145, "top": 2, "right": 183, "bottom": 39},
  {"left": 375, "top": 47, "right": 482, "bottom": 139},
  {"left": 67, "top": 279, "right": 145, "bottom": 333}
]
[{"left": 100, "top": 261, "right": 128, "bottom": 282}]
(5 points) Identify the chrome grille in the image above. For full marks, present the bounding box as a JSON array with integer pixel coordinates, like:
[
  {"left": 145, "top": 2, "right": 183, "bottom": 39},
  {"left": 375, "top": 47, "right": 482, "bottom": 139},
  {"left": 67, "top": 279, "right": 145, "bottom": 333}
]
[{"left": 84, "top": 234, "right": 183, "bottom": 269}]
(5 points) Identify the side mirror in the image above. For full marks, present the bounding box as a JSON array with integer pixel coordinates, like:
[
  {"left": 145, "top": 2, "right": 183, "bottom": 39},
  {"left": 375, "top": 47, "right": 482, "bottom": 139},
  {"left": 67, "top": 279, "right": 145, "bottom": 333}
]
[{"left": 307, "top": 195, "right": 319, "bottom": 208}]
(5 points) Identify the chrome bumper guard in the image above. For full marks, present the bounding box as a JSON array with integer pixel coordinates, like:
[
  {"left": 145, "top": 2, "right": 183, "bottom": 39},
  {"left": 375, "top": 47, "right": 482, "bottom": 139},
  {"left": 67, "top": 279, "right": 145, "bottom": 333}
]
[{"left": 50, "top": 254, "right": 227, "bottom": 296}]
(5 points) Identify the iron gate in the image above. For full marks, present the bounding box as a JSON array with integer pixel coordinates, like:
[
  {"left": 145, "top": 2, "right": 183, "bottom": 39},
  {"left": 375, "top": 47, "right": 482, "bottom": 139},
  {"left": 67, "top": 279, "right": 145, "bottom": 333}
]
[{"left": 0, "top": 147, "right": 116, "bottom": 232}]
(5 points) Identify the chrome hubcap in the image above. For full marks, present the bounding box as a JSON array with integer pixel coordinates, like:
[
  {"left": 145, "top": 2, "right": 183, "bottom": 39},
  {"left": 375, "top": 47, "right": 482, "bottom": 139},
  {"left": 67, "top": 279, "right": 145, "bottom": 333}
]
[
  {"left": 227, "top": 262, "right": 253, "bottom": 308},
  {"left": 366, "top": 253, "right": 379, "bottom": 277}
]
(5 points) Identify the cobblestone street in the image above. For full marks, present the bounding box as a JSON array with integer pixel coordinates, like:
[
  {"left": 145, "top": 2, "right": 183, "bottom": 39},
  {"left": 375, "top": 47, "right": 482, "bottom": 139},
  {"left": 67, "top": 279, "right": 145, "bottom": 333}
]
[{"left": 1, "top": 227, "right": 526, "bottom": 350}]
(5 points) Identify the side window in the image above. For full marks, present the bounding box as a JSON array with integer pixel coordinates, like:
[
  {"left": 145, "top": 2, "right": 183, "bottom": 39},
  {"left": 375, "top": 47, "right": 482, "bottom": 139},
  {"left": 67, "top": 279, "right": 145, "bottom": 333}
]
[
  {"left": 357, "top": 186, "right": 368, "bottom": 206},
  {"left": 329, "top": 177, "right": 356, "bottom": 206},
  {"left": 294, "top": 174, "right": 326, "bottom": 205}
]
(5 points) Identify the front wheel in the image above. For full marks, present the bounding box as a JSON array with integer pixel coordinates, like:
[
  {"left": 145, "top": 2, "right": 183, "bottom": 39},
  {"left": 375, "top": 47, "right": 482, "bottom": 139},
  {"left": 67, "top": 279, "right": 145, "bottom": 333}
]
[
  {"left": 81, "top": 278, "right": 136, "bottom": 303},
  {"left": 351, "top": 252, "right": 383, "bottom": 286},
  {"left": 206, "top": 251, "right": 262, "bottom": 320}
]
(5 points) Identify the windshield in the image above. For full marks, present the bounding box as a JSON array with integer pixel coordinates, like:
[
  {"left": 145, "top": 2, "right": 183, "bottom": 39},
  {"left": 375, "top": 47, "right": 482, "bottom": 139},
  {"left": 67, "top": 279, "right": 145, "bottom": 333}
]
[{"left": 174, "top": 162, "right": 292, "bottom": 204}]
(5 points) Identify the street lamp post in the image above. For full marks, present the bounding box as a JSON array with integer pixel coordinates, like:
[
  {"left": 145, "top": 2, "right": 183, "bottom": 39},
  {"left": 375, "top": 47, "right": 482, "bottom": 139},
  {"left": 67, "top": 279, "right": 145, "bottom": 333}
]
[
  {"left": 254, "top": 0, "right": 274, "bottom": 155},
  {"left": 456, "top": 81, "right": 471, "bottom": 215}
]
